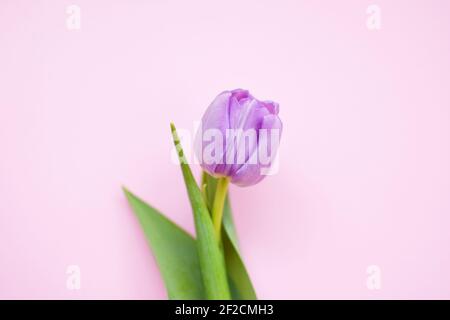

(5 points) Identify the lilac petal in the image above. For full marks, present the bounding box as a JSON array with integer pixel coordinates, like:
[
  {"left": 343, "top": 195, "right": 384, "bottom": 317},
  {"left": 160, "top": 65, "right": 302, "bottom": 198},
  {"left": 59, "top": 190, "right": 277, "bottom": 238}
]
[
  {"left": 258, "top": 114, "right": 283, "bottom": 160},
  {"left": 228, "top": 95, "right": 244, "bottom": 130},
  {"left": 261, "top": 113, "right": 283, "bottom": 135},
  {"left": 201, "top": 91, "right": 232, "bottom": 132},
  {"left": 230, "top": 89, "right": 250, "bottom": 102},
  {"left": 216, "top": 96, "right": 247, "bottom": 176},
  {"left": 195, "top": 91, "right": 231, "bottom": 176},
  {"left": 262, "top": 100, "right": 279, "bottom": 114},
  {"left": 230, "top": 114, "right": 282, "bottom": 187},
  {"left": 242, "top": 100, "right": 270, "bottom": 131},
  {"left": 230, "top": 162, "right": 265, "bottom": 187},
  {"left": 228, "top": 100, "right": 270, "bottom": 176}
]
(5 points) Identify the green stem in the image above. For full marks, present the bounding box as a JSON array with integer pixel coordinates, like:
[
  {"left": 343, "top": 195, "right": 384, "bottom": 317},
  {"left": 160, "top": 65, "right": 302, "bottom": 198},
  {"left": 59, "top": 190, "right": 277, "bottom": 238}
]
[{"left": 212, "top": 177, "right": 230, "bottom": 241}]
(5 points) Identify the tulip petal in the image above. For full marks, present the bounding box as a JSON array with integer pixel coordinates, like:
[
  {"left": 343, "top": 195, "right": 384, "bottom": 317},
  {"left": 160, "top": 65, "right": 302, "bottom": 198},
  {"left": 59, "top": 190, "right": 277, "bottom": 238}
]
[
  {"left": 262, "top": 100, "right": 279, "bottom": 114},
  {"left": 228, "top": 100, "right": 269, "bottom": 176},
  {"left": 259, "top": 113, "right": 283, "bottom": 157},
  {"left": 231, "top": 162, "right": 265, "bottom": 187},
  {"left": 231, "top": 114, "right": 282, "bottom": 187},
  {"left": 195, "top": 91, "right": 231, "bottom": 176},
  {"left": 230, "top": 88, "right": 250, "bottom": 101}
]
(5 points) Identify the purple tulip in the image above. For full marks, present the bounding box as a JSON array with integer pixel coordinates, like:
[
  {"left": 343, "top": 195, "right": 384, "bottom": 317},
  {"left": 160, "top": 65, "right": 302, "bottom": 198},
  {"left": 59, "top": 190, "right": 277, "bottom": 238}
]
[{"left": 195, "top": 89, "right": 282, "bottom": 187}]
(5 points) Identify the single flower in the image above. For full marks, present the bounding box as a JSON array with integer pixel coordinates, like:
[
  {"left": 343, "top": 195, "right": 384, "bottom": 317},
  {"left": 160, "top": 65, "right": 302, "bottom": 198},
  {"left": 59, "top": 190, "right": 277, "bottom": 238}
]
[{"left": 195, "top": 89, "right": 283, "bottom": 187}]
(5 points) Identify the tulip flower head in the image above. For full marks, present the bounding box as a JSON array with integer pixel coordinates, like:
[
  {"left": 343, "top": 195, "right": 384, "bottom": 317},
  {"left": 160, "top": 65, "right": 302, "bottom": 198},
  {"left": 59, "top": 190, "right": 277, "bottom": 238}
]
[{"left": 195, "top": 89, "right": 282, "bottom": 187}]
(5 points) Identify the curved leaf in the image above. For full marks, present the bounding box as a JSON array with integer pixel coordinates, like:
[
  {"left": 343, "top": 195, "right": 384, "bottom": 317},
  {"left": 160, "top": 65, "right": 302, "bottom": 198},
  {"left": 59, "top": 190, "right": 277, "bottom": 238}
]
[
  {"left": 171, "top": 123, "right": 231, "bottom": 300},
  {"left": 123, "top": 188, "right": 205, "bottom": 300}
]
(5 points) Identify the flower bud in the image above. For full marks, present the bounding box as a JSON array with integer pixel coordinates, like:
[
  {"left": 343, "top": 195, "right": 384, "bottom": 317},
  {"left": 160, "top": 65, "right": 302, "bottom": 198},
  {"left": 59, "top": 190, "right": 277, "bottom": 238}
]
[{"left": 195, "top": 89, "right": 282, "bottom": 187}]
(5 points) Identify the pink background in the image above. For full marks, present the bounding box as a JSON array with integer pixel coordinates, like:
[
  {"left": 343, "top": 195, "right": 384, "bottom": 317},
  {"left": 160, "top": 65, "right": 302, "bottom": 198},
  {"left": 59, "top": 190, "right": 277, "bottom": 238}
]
[{"left": 1, "top": 0, "right": 450, "bottom": 299}]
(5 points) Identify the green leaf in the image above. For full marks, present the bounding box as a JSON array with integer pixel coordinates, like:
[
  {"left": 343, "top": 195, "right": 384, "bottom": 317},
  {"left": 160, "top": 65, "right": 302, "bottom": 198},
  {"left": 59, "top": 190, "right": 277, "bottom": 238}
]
[
  {"left": 123, "top": 188, "right": 205, "bottom": 299},
  {"left": 171, "top": 123, "right": 231, "bottom": 300},
  {"left": 202, "top": 172, "right": 257, "bottom": 300}
]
